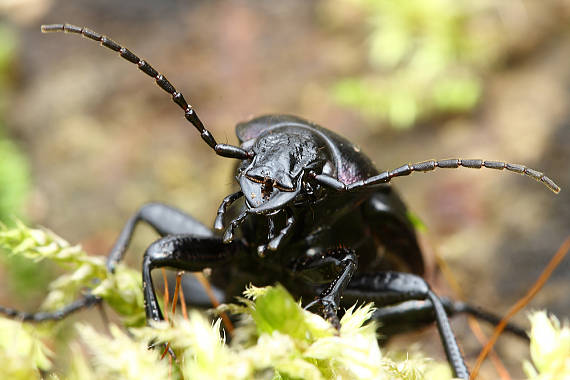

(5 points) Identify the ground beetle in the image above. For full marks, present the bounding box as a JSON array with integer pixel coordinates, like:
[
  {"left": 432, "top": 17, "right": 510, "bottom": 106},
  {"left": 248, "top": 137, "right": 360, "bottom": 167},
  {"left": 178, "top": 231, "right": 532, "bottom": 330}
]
[{"left": 0, "top": 24, "right": 561, "bottom": 379}]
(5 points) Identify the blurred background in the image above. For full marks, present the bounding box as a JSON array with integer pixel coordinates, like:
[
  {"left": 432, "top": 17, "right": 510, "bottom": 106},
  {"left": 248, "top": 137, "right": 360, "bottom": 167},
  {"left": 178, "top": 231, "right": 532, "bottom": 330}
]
[{"left": 0, "top": 0, "right": 568, "bottom": 377}]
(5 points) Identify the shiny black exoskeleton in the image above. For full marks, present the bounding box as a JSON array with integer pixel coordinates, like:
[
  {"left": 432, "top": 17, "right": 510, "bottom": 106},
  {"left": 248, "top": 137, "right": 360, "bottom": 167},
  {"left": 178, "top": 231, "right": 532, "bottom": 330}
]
[{"left": 0, "top": 24, "right": 561, "bottom": 379}]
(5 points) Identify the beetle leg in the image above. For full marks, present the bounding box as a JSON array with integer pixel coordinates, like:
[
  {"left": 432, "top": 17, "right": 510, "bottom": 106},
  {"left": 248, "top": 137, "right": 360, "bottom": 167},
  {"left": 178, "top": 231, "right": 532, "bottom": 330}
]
[
  {"left": 222, "top": 210, "right": 248, "bottom": 243},
  {"left": 267, "top": 215, "right": 277, "bottom": 240},
  {"left": 267, "top": 208, "right": 295, "bottom": 251},
  {"left": 370, "top": 298, "right": 528, "bottom": 342},
  {"left": 143, "top": 235, "right": 241, "bottom": 322},
  {"left": 293, "top": 247, "right": 358, "bottom": 330},
  {"left": 107, "top": 202, "right": 214, "bottom": 272},
  {"left": 444, "top": 299, "right": 527, "bottom": 339},
  {"left": 41, "top": 24, "right": 253, "bottom": 161},
  {"left": 0, "top": 294, "right": 100, "bottom": 322},
  {"left": 311, "top": 158, "right": 560, "bottom": 194},
  {"left": 214, "top": 191, "right": 243, "bottom": 231},
  {"left": 255, "top": 216, "right": 277, "bottom": 257},
  {"left": 0, "top": 202, "right": 217, "bottom": 322},
  {"left": 344, "top": 272, "right": 469, "bottom": 379}
]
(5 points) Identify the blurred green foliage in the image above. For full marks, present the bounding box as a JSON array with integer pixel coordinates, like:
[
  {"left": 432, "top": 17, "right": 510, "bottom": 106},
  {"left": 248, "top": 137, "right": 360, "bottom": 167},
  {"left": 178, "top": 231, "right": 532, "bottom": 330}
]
[
  {"left": 323, "top": 0, "right": 506, "bottom": 128},
  {"left": 0, "top": 23, "right": 29, "bottom": 221},
  {"left": 0, "top": 23, "right": 44, "bottom": 297},
  {"left": 0, "top": 138, "right": 29, "bottom": 222},
  {"left": 523, "top": 311, "right": 570, "bottom": 379},
  {"left": 0, "top": 222, "right": 146, "bottom": 327}
]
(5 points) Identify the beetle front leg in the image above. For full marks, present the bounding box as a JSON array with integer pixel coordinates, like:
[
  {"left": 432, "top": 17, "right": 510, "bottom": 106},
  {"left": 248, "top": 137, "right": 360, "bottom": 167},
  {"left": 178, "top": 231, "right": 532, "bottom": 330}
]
[
  {"left": 214, "top": 191, "right": 243, "bottom": 231},
  {"left": 142, "top": 235, "right": 241, "bottom": 322},
  {"left": 345, "top": 272, "right": 469, "bottom": 379},
  {"left": 257, "top": 208, "right": 296, "bottom": 257},
  {"left": 267, "top": 208, "right": 295, "bottom": 251},
  {"left": 293, "top": 247, "right": 357, "bottom": 329}
]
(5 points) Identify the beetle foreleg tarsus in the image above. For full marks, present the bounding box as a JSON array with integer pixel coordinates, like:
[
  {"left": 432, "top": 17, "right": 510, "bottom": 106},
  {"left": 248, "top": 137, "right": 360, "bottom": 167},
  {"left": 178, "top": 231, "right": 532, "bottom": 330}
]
[
  {"left": 257, "top": 244, "right": 267, "bottom": 257},
  {"left": 222, "top": 210, "right": 248, "bottom": 244},
  {"left": 214, "top": 191, "right": 244, "bottom": 231},
  {"left": 307, "top": 295, "right": 342, "bottom": 331},
  {"left": 267, "top": 208, "right": 295, "bottom": 251}
]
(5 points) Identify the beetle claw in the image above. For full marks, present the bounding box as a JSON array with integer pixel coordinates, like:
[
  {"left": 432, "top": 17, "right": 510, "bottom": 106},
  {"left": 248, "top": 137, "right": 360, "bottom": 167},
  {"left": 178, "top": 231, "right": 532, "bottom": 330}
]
[
  {"left": 214, "top": 214, "right": 224, "bottom": 231},
  {"left": 222, "top": 228, "right": 234, "bottom": 243},
  {"left": 257, "top": 245, "right": 267, "bottom": 257},
  {"left": 304, "top": 297, "right": 341, "bottom": 331},
  {"left": 267, "top": 237, "right": 280, "bottom": 251},
  {"left": 222, "top": 210, "right": 248, "bottom": 244}
]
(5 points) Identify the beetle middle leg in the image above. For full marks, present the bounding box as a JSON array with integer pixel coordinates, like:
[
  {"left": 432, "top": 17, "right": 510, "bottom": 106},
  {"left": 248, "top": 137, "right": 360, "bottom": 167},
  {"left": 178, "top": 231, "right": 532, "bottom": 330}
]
[
  {"left": 344, "top": 272, "right": 470, "bottom": 379},
  {"left": 292, "top": 247, "right": 358, "bottom": 329}
]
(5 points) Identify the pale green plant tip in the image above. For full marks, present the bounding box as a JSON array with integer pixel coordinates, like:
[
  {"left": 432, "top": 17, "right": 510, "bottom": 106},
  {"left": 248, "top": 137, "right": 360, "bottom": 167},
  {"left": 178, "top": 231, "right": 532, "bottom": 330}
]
[
  {"left": 77, "top": 323, "right": 171, "bottom": 380},
  {"left": 524, "top": 311, "right": 570, "bottom": 379},
  {"left": 5, "top": 221, "right": 568, "bottom": 380},
  {"left": 251, "top": 285, "right": 311, "bottom": 340},
  {"left": 0, "top": 317, "right": 53, "bottom": 377},
  {"left": 243, "top": 283, "right": 271, "bottom": 299},
  {"left": 0, "top": 137, "right": 31, "bottom": 221},
  {"left": 130, "top": 284, "right": 446, "bottom": 380},
  {"left": 0, "top": 222, "right": 145, "bottom": 326}
]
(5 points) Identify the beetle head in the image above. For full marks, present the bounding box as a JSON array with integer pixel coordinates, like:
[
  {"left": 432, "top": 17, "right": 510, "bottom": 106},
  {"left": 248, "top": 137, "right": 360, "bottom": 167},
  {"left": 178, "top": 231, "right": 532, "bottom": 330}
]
[{"left": 239, "top": 132, "right": 326, "bottom": 214}]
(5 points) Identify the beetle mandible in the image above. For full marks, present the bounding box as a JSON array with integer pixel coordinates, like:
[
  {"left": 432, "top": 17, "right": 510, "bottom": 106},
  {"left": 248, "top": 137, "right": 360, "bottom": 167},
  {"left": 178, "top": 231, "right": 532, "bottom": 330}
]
[{"left": 0, "top": 24, "right": 561, "bottom": 379}]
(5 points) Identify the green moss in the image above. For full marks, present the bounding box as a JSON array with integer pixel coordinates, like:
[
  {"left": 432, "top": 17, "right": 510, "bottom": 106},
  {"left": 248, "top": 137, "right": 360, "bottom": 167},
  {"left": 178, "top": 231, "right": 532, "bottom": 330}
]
[
  {"left": 325, "top": 0, "right": 497, "bottom": 128},
  {"left": 0, "top": 222, "right": 568, "bottom": 379}
]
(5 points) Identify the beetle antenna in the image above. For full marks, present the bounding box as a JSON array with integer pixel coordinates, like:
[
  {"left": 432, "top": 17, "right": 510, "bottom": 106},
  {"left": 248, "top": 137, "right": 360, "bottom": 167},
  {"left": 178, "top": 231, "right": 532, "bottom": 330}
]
[
  {"left": 312, "top": 158, "right": 560, "bottom": 193},
  {"left": 41, "top": 23, "right": 252, "bottom": 161}
]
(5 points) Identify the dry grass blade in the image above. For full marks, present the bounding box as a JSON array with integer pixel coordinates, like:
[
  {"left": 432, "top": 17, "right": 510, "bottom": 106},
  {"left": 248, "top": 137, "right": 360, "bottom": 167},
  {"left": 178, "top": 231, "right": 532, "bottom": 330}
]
[
  {"left": 470, "top": 236, "right": 570, "bottom": 379},
  {"left": 436, "top": 253, "right": 511, "bottom": 379},
  {"left": 193, "top": 271, "right": 235, "bottom": 336}
]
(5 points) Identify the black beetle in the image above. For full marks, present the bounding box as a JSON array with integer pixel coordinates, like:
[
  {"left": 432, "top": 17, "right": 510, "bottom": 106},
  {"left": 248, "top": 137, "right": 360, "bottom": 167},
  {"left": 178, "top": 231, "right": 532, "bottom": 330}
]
[{"left": 0, "top": 24, "right": 561, "bottom": 379}]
